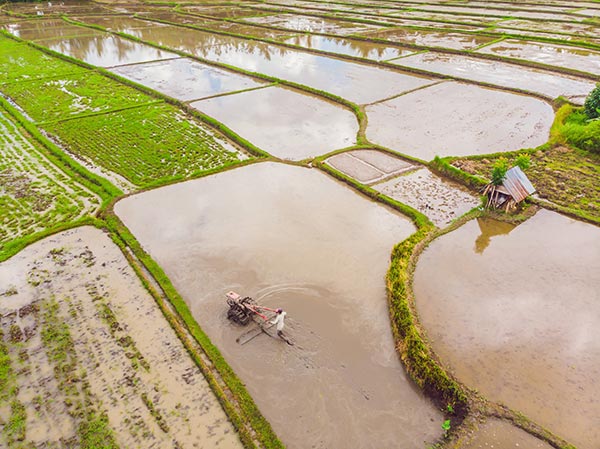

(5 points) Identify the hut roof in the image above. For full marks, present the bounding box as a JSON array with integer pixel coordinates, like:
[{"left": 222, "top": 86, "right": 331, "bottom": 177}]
[{"left": 502, "top": 166, "right": 535, "bottom": 203}]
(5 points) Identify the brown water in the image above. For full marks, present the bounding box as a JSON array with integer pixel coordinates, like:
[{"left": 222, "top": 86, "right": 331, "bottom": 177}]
[
  {"left": 366, "top": 81, "right": 554, "bottom": 161},
  {"left": 393, "top": 52, "right": 596, "bottom": 104},
  {"left": 464, "top": 419, "right": 553, "bottom": 449},
  {"left": 478, "top": 40, "right": 600, "bottom": 74},
  {"left": 112, "top": 57, "right": 267, "bottom": 102},
  {"left": 76, "top": 21, "right": 433, "bottom": 104},
  {"left": 242, "top": 13, "right": 380, "bottom": 35},
  {"left": 115, "top": 162, "right": 443, "bottom": 449},
  {"left": 2, "top": 20, "right": 102, "bottom": 40},
  {"left": 413, "top": 210, "right": 600, "bottom": 448},
  {"left": 364, "top": 28, "right": 494, "bottom": 50},
  {"left": 190, "top": 85, "right": 357, "bottom": 159},
  {"left": 284, "top": 34, "right": 417, "bottom": 61}
]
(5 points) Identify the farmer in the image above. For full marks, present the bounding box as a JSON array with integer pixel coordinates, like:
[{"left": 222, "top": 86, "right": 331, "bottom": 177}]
[{"left": 270, "top": 308, "right": 287, "bottom": 338}]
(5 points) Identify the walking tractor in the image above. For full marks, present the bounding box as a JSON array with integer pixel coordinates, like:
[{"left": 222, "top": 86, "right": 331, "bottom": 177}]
[{"left": 225, "top": 291, "right": 292, "bottom": 345}]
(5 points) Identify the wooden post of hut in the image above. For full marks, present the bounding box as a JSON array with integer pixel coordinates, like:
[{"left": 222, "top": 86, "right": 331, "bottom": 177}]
[{"left": 483, "top": 166, "right": 535, "bottom": 212}]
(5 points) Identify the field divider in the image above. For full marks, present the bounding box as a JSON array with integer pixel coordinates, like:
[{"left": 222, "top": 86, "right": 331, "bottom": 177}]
[
  {"left": 35, "top": 100, "right": 165, "bottom": 126},
  {"left": 61, "top": 16, "right": 366, "bottom": 146},
  {"left": 132, "top": 12, "right": 598, "bottom": 105}
]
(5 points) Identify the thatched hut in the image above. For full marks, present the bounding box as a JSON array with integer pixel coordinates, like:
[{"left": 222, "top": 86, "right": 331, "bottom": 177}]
[{"left": 484, "top": 166, "right": 535, "bottom": 211}]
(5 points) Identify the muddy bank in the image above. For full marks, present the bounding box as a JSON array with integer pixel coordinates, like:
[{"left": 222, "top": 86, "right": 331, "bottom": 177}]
[
  {"left": 0, "top": 226, "right": 241, "bottom": 448},
  {"left": 366, "top": 81, "right": 554, "bottom": 160},
  {"left": 116, "top": 162, "right": 444, "bottom": 448},
  {"left": 413, "top": 210, "right": 600, "bottom": 448},
  {"left": 463, "top": 419, "right": 553, "bottom": 449}
]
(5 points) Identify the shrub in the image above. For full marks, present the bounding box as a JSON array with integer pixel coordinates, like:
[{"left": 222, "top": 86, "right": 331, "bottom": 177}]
[
  {"left": 515, "top": 153, "right": 531, "bottom": 171},
  {"left": 491, "top": 157, "right": 509, "bottom": 185},
  {"left": 561, "top": 111, "right": 600, "bottom": 154},
  {"left": 584, "top": 83, "right": 600, "bottom": 119}
]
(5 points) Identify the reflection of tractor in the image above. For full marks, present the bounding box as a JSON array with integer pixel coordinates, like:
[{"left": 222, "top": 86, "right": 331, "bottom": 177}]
[{"left": 225, "top": 291, "right": 277, "bottom": 325}]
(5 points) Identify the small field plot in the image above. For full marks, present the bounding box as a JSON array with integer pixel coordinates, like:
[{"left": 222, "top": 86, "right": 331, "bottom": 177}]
[
  {"left": 392, "top": 52, "right": 597, "bottom": 104},
  {"left": 284, "top": 34, "right": 417, "bottom": 61},
  {"left": 241, "top": 13, "right": 382, "bottom": 35},
  {"left": 44, "top": 103, "right": 245, "bottom": 187},
  {"left": 497, "top": 19, "right": 600, "bottom": 39},
  {"left": 3, "top": 1, "right": 109, "bottom": 16},
  {"left": 189, "top": 20, "right": 299, "bottom": 40},
  {"left": 0, "top": 36, "right": 86, "bottom": 84},
  {"left": 0, "top": 226, "right": 242, "bottom": 448},
  {"left": 73, "top": 15, "right": 167, "bottom": 34},
  {"left": 1, "top": 71, "right": 155, "bottom": 123},
  {"left": 363, "top": 28, "right": 495, "bottom": 50},
  {"left": 374, "top": 168, "right": 480, "bottom": 227},
  {"left": 191, "top": 86, "right": 357, "bottom": 159},
  {"left": 115, "top": 162, "right": 443, "bottom": 449},
  {"left": 476, "top": 40, "right": 600, "bottom": 75},
  {"left": 37, "top": 34, "right": 179, "bottom": 68},
  {"left": 112, "top": 58, "right": 267, "bottom": 102},
  {"left": 414, "top": 210, "right": 600, "bottom": 449},
  {"left": 0, "top": 109, "right": 98, "bottom": 251},
  {"left": 2, "top": 20, "right": 102, "bottom": 41},
  {"left": 182, "top": 5, "right": 264, "bottom": 19},
  {"left": 366, "top": 82, "right": 554, "bottom": 160},
  {"left": 463, "top": 419, "right": 553, "bottom": 449},
  {"left": 325, "top": 149, "right": 415, "bottom": 184}
]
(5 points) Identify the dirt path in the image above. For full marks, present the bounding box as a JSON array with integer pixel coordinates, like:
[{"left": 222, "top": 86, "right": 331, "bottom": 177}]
[{"left": 0, "top": 226, "right": 242, "bottom": 449}]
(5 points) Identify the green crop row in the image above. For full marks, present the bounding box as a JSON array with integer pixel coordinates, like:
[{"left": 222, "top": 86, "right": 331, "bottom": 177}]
[
  {"left": 0, "top": 105, "right": 100, "bottom": 254},
  {"left": 2, "top": 71, "right": 154, "bottom": 123},
  {"left": 44, "top": 103, "right": 245, "bottom": 187}
]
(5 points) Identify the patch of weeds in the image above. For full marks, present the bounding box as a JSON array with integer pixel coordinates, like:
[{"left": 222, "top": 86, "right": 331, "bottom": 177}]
[
  {"left": 141, "top": 393, "right": 170, "bottom": 433},
  {"left": 5, "top": 400, "right": 27, "bottom": 444},
  {"left": 78, "top": 410, "right": 118, "bottom": 449},
  {"left": 26, "top": 267, "right": 50, "bottom": 287},
  {"left": 2, "top": 286, "right": 18, "bottom": 297},
  {"left": 9, "top": 325, "right": 23, "bottom": 343}
]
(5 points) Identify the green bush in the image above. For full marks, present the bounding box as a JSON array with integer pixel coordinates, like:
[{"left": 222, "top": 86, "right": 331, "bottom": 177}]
[
  {"left": 584, "top": 84, "right": 600, "bottom": 119},
  {"left": 561, "top": 111, "right": 600, "bottom": 154},
  {"left": 515, "top": 153, "right": 531, "bottom": 171},
  {"left": 491, "top": 157, "right": 509, "bottom": 185}
]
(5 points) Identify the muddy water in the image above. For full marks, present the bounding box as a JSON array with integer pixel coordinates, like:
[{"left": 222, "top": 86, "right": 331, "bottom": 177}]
[
  {"left": 498, "top": 19, "right": 600, "bottom": 38},
  {"left": 284, "top": 34, "right": 417, "bottom": 61},
  {"left": 464, "top": 419, "right": 553, "bottom": 449},
  {"left": 477, "top": 40, "right": 600, "bottom": 74},
  {"left": 112, "top": 58, "right": 266, "bottom": 102},
  {"left": 413, "top": 210, "right": 600, "bottom": 448},
  {"left": 409, "top": 4, "right": 580, "bottom": 21},
  {"left": 29, "top": 34, "right": 180, "bottom": 68},
  {"left": 366, "top": 81, "right": 554, "bottom": 161},
  {"left": 73, "top": 15, "right": 168, "bottom": 35},
  {"left": 2, "top": 20, "right": 102, "bottom": 40},
  {"left": 394, "top": 52, "right": 596, "bottom": 104},
  {"left": 190, "top": 86, "right": 357, "bottom": 159},
  {"left": 85, "top": 22, "right": 433, "bottom": 104},
  {"left": 242, "top": 13, "right": 380, "bottom": 35},
  {"left": 116, "top": 162, "right": 443, "bottom": 449},
  {"left": 364, "top": 28, "right": 494, "bottom": 50}
]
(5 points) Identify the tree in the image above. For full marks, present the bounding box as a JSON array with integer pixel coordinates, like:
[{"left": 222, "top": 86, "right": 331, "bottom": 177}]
[{"left": 584, "top": 83, "right": 600, "bottom": 120}]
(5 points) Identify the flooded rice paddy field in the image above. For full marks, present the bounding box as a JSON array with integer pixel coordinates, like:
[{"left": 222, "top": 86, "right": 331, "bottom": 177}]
[
  {"left": 115, "top": 163, "right": 443, "bottom": 448},
  {"left": 2, "top": 0, "right": 600, "bottom": 447},
  {"left": 414, "top": 210, "right": 600, "bottom": 448},
  {"left": 0, "top": 226, "right": 241, "bottom": 448}
]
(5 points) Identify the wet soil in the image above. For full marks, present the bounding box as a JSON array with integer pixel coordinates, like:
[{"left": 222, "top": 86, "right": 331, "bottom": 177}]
[
  {"left": 393, "top": 52, "right": 596, "bottom": 104},
  {"left": 463, "top": 419, "right": 553, "bottom": 449},
  {"left": 73, "top": 15, "right": 169, "bottom": 35},
  {"left": 112, "top": 57, "right": 266, "bottom": 102},
  {"left": 115, "top": 162, "right": 444, "bottom": 449},
  {"left": 413, "top": 210, "right": 600, "bottom": 448},
  {"left": 374, "top": 168, "right": 481, "bottom": 227},
  {"left": 2, "top": 20, "right": 102, "bottom": 40},
  {"left": 191, "top": 85, "right": 357, "bottom": 159},
  {"left": 366, "top": 81, "right": 554, "bottom": 161},
  {"left": 477, "top": 40, "right": 600, "bottom": 74},
  {"left": 364, "top": 28, "right": 494, "bottom": 50},
  {"left": 0, "top": 226, "right": 241, "bottom": 448},
  {"left": 326, "top": 149, "right": 416, "bottom": 184}
]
